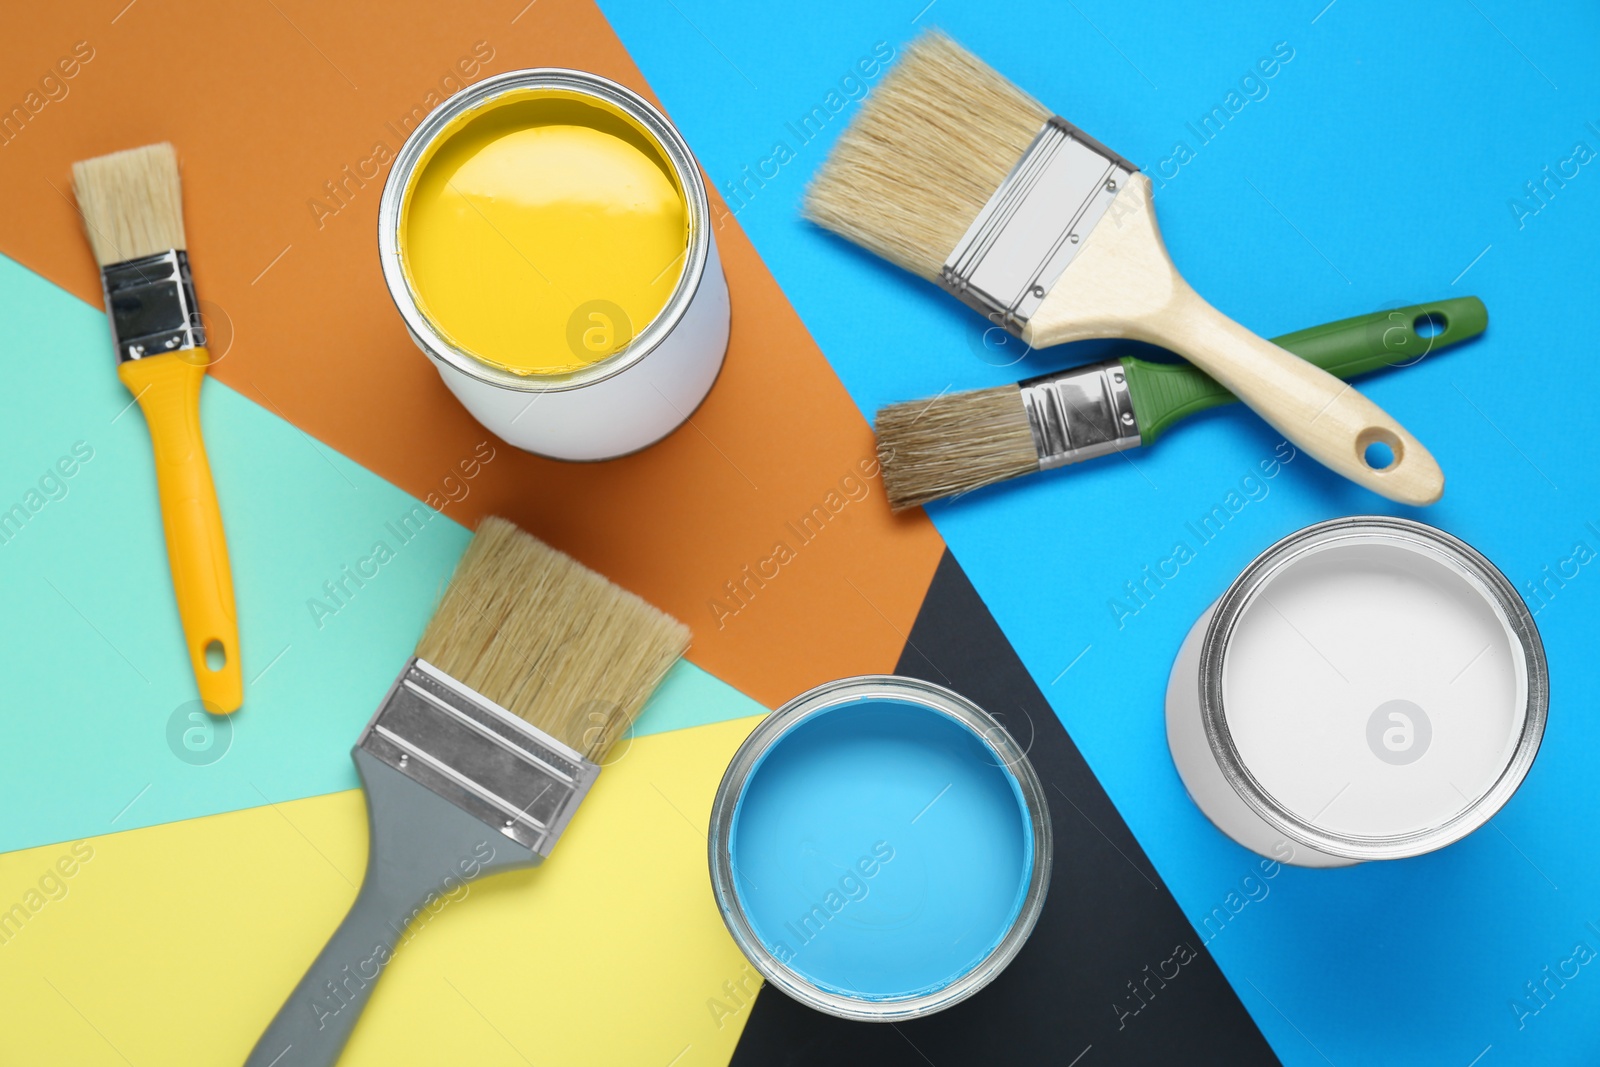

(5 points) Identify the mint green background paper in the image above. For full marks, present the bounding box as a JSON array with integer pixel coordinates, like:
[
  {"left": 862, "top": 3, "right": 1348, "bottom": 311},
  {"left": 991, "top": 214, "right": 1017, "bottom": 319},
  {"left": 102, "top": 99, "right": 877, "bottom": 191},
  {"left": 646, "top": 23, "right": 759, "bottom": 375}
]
[{"left": 0, "top": 253, "right": 764, "bottom": 854}]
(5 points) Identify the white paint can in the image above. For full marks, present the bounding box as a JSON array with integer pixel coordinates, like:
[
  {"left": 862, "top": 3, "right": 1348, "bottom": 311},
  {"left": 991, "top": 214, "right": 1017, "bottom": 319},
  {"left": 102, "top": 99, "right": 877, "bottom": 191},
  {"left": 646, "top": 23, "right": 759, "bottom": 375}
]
[{"left": 1167, "top": 517, "right": 1547, "bottom": 867}]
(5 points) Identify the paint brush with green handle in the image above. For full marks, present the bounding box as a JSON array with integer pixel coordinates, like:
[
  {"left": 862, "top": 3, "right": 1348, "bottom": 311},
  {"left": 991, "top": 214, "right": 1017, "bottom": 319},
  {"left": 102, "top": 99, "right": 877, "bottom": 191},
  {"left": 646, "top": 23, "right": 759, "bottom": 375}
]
[{"left": 875, "top": 297, "right": 1487, "bottom": 511}]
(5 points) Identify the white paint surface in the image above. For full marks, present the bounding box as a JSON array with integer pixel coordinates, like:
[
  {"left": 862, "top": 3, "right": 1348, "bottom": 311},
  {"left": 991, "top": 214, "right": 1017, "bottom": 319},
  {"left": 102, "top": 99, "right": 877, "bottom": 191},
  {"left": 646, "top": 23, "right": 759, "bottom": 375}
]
[{"left": 1222, "top": 539, "right": 1526, "bottom": 838}]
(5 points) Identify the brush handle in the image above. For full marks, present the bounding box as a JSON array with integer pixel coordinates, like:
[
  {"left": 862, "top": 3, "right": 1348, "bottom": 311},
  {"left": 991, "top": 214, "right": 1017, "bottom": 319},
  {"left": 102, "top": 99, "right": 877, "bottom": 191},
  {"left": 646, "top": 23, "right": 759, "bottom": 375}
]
[
  {"left": 1024, "top": 174, "right": 1445, "bottom": 506},
  {"left": 119, "top": 350, "right": 243, "bottom": 712},
  {"left": 1125, "top": 296, "right": 1488, "bottom": 444},
  {"left": 245, "top": 750, "right": 539, "bottom": 1067}
]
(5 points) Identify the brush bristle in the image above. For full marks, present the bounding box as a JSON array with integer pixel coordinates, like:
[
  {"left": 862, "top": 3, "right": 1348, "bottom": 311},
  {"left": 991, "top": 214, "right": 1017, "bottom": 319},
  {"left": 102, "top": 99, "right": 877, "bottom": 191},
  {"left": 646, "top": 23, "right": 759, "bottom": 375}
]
[
  {"left": 875, "top": 384, "right": 1039, "bottom": 511},
  {"left": 71, "top": 143, "right": 187, "bottom": 267},
  {"left": 415, "top": 517, "right": 690, "bottom": 762},
  {"left": 803, "top": 30, "right": 1050, "bottom": 281}
]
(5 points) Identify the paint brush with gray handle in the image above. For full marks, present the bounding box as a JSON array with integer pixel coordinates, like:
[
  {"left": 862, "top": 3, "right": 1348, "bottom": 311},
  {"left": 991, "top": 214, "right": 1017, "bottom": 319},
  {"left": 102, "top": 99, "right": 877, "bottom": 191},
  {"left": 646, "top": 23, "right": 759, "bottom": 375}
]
[{"left": 244, "top": 517, "right": 688, "bottom": 1067}]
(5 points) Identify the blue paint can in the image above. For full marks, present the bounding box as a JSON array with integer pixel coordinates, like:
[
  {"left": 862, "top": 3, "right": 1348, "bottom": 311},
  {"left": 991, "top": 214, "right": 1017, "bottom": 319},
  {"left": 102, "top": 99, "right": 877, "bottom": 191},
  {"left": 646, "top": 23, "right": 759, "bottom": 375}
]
[{"left": 708, "top": 675, "right": 1052, "bottom": 1019}]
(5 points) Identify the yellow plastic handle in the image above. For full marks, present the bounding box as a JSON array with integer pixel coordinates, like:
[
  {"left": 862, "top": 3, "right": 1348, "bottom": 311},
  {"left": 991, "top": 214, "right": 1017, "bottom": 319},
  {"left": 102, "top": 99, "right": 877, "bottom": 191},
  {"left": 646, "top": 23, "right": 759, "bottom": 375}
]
[{"left": 118, "top": 350, "right": 243, "bottom": 713}]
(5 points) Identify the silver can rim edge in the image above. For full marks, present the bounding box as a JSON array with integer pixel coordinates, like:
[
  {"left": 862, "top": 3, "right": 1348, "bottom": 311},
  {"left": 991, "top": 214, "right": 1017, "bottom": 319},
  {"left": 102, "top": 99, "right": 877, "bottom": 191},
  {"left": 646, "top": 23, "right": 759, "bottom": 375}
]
[
  {"left": 1197, "top": 515, "right": 1549, "bottom": 862},
  {"left": 707, "top": 674, "right": 1054, "bottom": 1021},
  {"left": 375, "top": 67, "right": 713, "bottom": 394}
]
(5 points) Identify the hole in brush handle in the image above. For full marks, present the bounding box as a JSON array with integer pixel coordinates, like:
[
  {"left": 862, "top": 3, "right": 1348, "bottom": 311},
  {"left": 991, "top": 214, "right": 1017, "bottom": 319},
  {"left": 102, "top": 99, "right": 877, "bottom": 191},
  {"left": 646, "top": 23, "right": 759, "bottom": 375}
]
[{"left": 1357, "top": 427, "right": 1404, "bottom": 472}]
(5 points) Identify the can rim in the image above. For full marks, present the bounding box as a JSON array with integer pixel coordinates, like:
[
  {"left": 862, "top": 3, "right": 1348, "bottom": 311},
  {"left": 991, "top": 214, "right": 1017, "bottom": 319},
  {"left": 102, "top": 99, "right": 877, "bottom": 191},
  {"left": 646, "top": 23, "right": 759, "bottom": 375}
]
[
  {"left": 376, "top": 68, "right": 711, "bottom": 393},
  {"left": 707, "top": 674, "right": 1054, "bottom": 1021},
  {"left": 1198, "top": 516, "right": 1549, "bottom": 861}
]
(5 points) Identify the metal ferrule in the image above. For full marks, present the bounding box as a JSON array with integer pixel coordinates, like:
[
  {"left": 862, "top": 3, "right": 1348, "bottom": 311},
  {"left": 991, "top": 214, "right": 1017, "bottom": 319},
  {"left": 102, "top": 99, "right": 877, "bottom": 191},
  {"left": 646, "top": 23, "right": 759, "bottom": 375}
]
[
  {"left": 941, "top": 116, "right": 1137, "bottom": 336},
  {"left": 357, "top": 657, "right": 601, "bottom": 858},
  {"left": 99, "top": 249, "right": 205, "bottom": 362},
  {"left": 1019, "top": 360, "right": 1142, "bottom": 470}
]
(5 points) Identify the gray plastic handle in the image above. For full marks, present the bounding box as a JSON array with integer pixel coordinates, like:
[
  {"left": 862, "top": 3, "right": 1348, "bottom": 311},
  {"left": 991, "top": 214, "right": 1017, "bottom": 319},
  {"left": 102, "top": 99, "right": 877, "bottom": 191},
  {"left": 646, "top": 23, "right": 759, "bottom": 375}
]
[{"left": 244, "top": 749, "right": 539, "bottom": 1067}]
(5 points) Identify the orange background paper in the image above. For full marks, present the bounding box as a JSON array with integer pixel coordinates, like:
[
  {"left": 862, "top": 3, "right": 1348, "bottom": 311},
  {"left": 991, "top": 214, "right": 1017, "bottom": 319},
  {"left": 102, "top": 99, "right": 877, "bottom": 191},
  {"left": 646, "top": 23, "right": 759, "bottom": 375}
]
[{"left": 0, "top": 0, "right": 944, "bottom": 708}]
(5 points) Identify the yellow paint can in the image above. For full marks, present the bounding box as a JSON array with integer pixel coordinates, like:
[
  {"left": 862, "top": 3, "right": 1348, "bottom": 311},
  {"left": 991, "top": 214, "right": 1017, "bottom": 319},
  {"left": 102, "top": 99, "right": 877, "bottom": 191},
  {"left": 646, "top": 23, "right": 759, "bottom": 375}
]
[{"left": 380, "top": 70, "right": 730, "bottom": 460}]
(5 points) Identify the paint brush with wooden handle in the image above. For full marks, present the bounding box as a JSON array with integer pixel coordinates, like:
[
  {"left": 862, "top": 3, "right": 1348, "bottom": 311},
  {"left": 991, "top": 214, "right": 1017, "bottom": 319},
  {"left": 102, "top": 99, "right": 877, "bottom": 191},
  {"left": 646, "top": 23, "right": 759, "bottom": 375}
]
[
  {"left": 877, "top": 297, "right": 1486, "bottom": 511},
  {"left": 805, "top": 30, "right": 1445, "bottom": 506},
  {"left": 73, "top": 143, "right": 242, "bottom": 712}
]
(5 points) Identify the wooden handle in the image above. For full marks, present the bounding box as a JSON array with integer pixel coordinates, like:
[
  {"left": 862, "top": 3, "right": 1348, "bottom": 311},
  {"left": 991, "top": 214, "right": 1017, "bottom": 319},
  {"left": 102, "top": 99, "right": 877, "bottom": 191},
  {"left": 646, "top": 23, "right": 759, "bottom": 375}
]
[
  {"left": 119, "top": 350, "right": 244, "bottom": 712},
  {"left": 1165, "top": 287, "right": 1443, "bottom": 503},
  {"left": 1024, "top": 174, "right": 1444, "bottom": 505}
]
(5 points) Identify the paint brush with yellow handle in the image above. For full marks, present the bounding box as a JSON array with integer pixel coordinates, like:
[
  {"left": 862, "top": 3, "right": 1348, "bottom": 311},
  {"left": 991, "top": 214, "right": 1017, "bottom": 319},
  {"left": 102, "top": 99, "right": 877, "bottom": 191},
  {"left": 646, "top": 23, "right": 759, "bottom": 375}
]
[{"left": 72, "top": 143, "right": 242, "bottom": 713}]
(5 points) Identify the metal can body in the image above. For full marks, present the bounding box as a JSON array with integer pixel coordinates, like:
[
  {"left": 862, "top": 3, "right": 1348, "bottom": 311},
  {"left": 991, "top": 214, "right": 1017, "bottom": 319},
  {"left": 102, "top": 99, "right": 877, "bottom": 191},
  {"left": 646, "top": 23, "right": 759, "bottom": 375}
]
[
  {"left": 708, "top": 676, "right": 1053, "bottom": 1020},
  {"left": 378, "top": 69, "right": 729, "bottom": 461},
  {"left": 1166, "top": 517, "right": 1547, "bottom": 867}
]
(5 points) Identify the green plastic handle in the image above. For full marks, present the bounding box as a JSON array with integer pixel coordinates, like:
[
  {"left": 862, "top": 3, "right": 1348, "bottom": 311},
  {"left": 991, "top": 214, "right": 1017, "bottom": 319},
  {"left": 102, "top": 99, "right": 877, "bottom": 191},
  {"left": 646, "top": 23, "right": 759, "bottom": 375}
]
[{"left": 1122, "top": 296, "right": 1488, "bottom": 445}]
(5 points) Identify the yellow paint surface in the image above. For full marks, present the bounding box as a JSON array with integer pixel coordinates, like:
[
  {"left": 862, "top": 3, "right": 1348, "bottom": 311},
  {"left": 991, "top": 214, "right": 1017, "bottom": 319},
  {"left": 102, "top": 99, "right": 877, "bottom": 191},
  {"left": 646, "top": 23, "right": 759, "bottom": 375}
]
[
  {"left": 0, "top": 714, "right": 766, "bottom": 1066},
  {"left": 401, "top": 89, "right": 689, "bottom": 376}
]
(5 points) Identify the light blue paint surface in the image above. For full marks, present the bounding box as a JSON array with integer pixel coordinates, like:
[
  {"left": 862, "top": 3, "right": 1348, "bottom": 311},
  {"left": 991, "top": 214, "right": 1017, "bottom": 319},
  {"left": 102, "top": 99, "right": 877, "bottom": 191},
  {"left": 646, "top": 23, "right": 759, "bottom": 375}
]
[
  {"left": 730, "top": 698, "right": 1033, "bottom": 1000},
  {"left": 0, "top": 251, "right": 765, "bottom": 854},
  {"left": 598, "top": 1, "right": 1600, "bottom": 1061}
]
